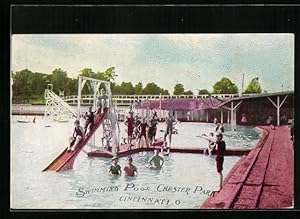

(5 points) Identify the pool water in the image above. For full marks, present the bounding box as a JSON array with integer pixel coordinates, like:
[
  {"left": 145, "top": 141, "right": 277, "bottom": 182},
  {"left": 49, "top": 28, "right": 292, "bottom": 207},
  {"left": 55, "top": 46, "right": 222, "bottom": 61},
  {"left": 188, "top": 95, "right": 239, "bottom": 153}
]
[{"left": 10, "top": 115, "right": 260, "bottom": 209}]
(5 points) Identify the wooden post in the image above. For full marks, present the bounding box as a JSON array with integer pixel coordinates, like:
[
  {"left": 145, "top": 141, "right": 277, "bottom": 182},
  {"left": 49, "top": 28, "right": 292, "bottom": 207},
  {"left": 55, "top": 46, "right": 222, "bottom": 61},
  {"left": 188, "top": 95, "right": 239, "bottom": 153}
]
[
  {"left": 206, "top": 110, "right": 209, "bottom": 122},
  {"left": 77, "top": 77, "right": 82, "bottom": 118},
  {"left": 221, "top": 109, "right": 223, "bottom": 123},
  {"left": 230, "top": 101, "right": 234, "bottom": 125},
  {"left": 277, "top": 96, "right": 280, "bottom": 126},
  {"left": 227, "top": 110, "right": 230, "bottom": 124}
]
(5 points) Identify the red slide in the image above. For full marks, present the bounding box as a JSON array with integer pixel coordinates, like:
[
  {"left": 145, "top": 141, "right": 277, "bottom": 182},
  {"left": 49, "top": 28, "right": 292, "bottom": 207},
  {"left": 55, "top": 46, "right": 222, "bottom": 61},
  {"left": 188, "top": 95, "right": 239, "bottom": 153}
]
[{"left": 42, "top": 109, "right": 107, "bottom": 172}]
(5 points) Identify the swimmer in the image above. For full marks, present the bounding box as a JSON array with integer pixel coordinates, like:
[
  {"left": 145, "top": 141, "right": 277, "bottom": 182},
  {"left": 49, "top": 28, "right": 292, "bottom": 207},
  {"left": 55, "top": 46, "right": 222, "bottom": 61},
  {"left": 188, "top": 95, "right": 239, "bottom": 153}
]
[
  {"left": 215, "top": 123, "right": 224, "bottom": 133},
  {"left": 123, "top": 156, "right": 137, "bottom": 177},
  {"left": 164, "top": 111, "right": 178, "bottom": 147},
  {"left": 215, "top": 132, "right": 226, "bottom": 191},
  {"left": 160, "top": 141, "right": 170, "bottom": 156},
  {"left": 200, "top": 133, "right": 216, "bottom": 155},
  {"left": 67, "top": 120, "right": 84, "bottom": 152},
  {"left": 108, "top": 156, "right": 121, "bottom": 176},
  {"left": 84, "top": 106, "right": 95, "bottom": 136},
  {"left": 124, "top": 111, "right": 135, "bottom": 150},
  {"left": 148, "top": 149, "right": 164, "bottom": 169},
  {"left": 136, "top": 118, "right": 149, "bottom": 148}
]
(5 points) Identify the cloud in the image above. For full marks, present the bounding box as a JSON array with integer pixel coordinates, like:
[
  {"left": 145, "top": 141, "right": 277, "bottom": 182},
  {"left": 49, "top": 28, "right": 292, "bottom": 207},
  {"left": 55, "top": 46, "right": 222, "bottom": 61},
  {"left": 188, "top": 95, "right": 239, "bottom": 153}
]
[{"left": 11, "top": 34, "right": 294, "bottom": 93}]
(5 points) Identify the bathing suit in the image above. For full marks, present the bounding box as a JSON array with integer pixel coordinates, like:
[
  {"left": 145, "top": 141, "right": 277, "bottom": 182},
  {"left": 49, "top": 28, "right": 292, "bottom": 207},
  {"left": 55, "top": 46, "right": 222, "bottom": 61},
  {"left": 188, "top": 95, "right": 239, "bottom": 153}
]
[
  {"left": 109, "top": 164, "right": 121, "bottom": 175},
  {"left": 124, "top": 164, "right": 137, "bottom": 176},
  {"left": 140, "top": 123, "right": 148, "bottom": 137},
  {"left": 126, "top": 117, "right": 135, "bottom": 136},
  {"left": 148, "top": 119, "right": 158, "bottom": 138},
  {"left": 85, "top": 112, "right": 95, "bottom": 130},
  {"left": 149, "top": 155, "right": 164, "bottom": 168},
  {"left": 215, "top": 141, "right": 226, "bottom": 172},
  {"left": 74, "top": 126, "right": 84, "bottom": 138}
]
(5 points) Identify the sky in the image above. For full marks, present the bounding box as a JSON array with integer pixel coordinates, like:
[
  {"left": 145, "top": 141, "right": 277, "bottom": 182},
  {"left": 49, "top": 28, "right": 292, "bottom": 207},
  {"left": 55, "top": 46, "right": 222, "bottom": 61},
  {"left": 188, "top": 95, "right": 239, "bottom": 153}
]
[{"left": 11, "top": 34, "right": 294, "bottom": 94}]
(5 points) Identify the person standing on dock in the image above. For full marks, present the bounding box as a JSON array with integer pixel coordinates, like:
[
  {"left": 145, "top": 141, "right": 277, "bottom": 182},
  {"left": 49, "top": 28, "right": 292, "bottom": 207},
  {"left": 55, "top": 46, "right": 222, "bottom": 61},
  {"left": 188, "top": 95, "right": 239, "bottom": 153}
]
[
  {"left": 136, "top": 118, "right": 150, "bottom": 148},
  {"left": 215, "top": 132, "right": 226, "bottom": 191},
  {"left": 133, "top": 114, "right": 141, "bottom": 140},
  {"left": 164, "top": 111, "right": 178, "bottom": 148},
  {"left": 148, "top": 113, "right": 159, "bottom": 145},
  {"left": 67, "top": 120, "right": 84, "bottom": 152},
  {"left": 125, "top": 111, "right": 135, "bottom": 150},
  {"left": 124, "top": 156, "right": 137, "bottom": 176}
]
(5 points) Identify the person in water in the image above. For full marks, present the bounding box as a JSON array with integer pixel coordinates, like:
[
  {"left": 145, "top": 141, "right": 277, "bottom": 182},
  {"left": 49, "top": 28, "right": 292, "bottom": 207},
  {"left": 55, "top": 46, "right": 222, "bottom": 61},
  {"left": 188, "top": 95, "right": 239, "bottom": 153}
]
[
  {"left": 67, "top": 120, "right": 84, "bottom": 152},
  {"left": 213, "top": 117, "right": 218, "bottom": 124},
  {"left": 33, "top": 117, "right": 36, "bottom": 123},
  {"left": 136, "top": 118, "right": 149, "bottom": 148},
  {"left": 160, "top": 141, "right": 170, "bottom": 156},
  {"left": 148, "top": 149, "right": 164, "bottom": 168},
  {"left": 241, "top": 113, "right": 248, "bottom": 124},
  {"left": 164, "top": 111, "right": 178, "bottom": 147},
  {"left": 201, "top": 132, "right": 216, "bottom": 155},
  {"left": 215, "top": 123, "right": 224, "bottom": 133},
  {"left": 109, "top": 156, "right": 121, "bottom": 176},
  {"left": 125, "top": 111, "right": 135, "bottom": 150},
  {"left": 123, "top": 156, "right": 137, "bottom": 177},
  {"left": 84, "top": 106, "right": 95, "bottom": 135}
]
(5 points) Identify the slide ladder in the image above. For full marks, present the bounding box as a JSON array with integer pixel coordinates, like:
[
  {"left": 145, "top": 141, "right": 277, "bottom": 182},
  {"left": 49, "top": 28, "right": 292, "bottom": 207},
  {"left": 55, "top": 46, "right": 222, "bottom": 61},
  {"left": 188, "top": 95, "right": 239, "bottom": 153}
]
[{"left": 42, "top": 110, "right": 107, "bottom": 172}]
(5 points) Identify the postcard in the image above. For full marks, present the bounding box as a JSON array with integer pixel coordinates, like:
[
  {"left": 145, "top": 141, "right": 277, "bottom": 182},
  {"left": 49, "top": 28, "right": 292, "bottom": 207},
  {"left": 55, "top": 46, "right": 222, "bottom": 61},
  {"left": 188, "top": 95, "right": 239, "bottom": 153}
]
[{"left": 10, "top": 33, "right": 294, "bottom": 209}]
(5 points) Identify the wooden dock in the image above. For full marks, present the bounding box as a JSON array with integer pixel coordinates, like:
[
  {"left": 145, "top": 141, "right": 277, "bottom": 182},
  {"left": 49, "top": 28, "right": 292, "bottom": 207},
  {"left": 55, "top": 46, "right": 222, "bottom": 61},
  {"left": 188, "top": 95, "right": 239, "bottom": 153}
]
[
  {"left": 201, "top": 125, "right": 294, "bottom": 209},
  {"left": 88, "top": 137, "right": 251, "bottom": 158}
]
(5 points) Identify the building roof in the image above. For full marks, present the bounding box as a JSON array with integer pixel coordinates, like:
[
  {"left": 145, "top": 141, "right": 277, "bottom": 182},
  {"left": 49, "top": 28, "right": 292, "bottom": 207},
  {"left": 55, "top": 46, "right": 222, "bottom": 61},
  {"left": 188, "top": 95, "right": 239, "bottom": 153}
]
[
  {"left": 135, "top": 98, "right": 226, "bottom": 111},
  {"left": 135, "top": 91, "right": 294, "bottom": 111},
  {"left": 216, "top": 91, "right": 294, "bottom": 107}
]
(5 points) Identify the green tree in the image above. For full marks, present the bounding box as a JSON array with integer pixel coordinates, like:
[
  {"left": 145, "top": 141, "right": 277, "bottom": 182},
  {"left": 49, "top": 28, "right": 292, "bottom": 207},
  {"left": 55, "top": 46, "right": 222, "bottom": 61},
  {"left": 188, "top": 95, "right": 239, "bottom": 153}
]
[
  {"left": 173, "top": 83, "right": 185, "bottom": 95},
  {"left": 12, "top": 69, "right": 33, "bottom": 96},
  {"left": 119, "top": 82, "right": 135, "bottom": 95},
  {"left": 134, "top": 82, "right": 143, "bottom": 95},
  {"left": 198, "top": 89, "right": 209, "bottom": 95},
  {"left": 212, "top": 77, "right": 238, "bottom": 94},
  {"left": 160, "top": 88, "right": 169, "bottom": 95},
  {"left": 143, "top": 82, "right": 161, "bottom": 95},
  {"left": 184, "top": 90, "right": 193, "bottom": 95},
  {"left": 103, "top": 67, "right": 118, "bottom": 81},
  {"left": 29, "top": 72, "right": 48, "bottom": 96},
  {"left": 80, "top": 68, "right": 95, "bottom": 78},
  {"left": 51, "top": 68, "right": 68, "bottom": 93},
  {"left": 244, "top": 77, "right": 262, "bottom": 94},
  {"left": 65, "top": 78, "right": 77, "bottom": 96}
]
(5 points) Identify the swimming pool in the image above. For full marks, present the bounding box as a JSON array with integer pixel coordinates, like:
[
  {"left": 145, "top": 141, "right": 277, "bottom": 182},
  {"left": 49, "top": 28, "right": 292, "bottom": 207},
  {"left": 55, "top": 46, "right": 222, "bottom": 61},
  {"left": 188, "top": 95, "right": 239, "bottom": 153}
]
[{"left": 10, "top": 116, "right": 260, "bottom": 209}]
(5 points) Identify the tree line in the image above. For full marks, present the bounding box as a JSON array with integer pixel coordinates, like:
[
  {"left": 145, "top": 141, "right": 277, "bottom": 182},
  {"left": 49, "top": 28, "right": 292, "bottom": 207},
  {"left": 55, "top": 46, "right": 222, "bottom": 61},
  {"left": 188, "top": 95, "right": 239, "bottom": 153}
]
[{"left": 12, "top": 67, "right": 263, "bottom": 103}]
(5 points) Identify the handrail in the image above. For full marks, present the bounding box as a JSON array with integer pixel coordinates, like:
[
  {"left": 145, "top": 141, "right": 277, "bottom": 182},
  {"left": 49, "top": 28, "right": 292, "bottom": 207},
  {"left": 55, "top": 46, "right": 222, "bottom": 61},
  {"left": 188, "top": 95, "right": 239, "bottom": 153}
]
[{"left": 63, "top": 94, "right": 239, "bottom": 101}]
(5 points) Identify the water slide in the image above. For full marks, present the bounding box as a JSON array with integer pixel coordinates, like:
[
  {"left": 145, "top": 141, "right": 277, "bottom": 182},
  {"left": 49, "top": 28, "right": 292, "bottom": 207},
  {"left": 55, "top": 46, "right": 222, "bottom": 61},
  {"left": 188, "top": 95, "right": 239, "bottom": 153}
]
[{"left": 42, "top": 110, "right": 107, "bottom": 172}]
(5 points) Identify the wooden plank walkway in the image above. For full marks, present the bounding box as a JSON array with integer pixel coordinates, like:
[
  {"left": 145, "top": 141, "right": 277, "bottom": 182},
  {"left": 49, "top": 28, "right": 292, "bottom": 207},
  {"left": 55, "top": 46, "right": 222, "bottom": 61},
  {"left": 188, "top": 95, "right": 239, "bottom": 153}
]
[
  {"left": 201, "top": 125, "right": 294, "bottom": 209},
  {"left": 88, "top": 137, "right": 251, "bottom": 158}
]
